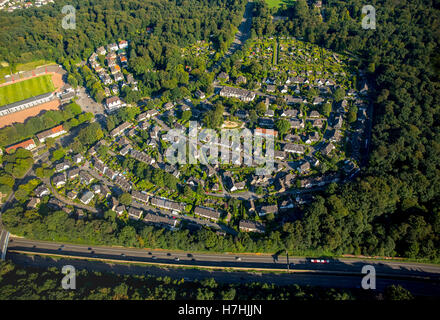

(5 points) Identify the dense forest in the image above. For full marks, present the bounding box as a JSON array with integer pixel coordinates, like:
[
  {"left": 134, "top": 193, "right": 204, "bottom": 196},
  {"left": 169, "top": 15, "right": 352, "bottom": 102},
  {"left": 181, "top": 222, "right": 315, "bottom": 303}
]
[
  {"left": 0, "top": 260, "right": 414, "bottom": 300},
  {"left": 0, "top": 0, "right": 245, "bottom": 98},
  {"left": 0, "top": 0, "right": 245, "bottom": 62}
]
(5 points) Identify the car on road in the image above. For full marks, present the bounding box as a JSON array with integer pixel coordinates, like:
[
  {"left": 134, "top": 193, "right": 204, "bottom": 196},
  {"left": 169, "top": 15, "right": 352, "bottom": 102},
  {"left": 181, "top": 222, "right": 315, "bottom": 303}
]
[
  {"left": 310, "top": 259, "right": 330, "bottom": 264},
  {"left": 235, "top": 257, "right": 242, "bottom": 261},
  {"left": 152, "top": 256, "right": 157, "bottom": 260},
  {"left": 90, "top": 251, "right": 95, "bottom": 254},
  {"left": 167, "top": 253, "right": 171, "bottom": 256},
  {"left": 88, "top": 247, "right": 92, "bottom": 250},
  {"left": 148, "top": 252, "right": 152, "bottom": 255},
  {"left": 187, "top": 253, "right": 193, "bottom": 258},
  {"left": 121, "top": 253, "right": 126, "bottom": 257},
  {"left": 174, "top": 257, "right": 180, "bottom": 261}
]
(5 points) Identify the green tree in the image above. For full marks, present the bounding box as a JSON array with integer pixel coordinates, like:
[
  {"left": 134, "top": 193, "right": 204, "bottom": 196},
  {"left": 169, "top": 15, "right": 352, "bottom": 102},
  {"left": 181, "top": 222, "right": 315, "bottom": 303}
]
[
  {"left": 276, "top": 119, "right": 291, "bottom": 137},
  {"left": 119, "top": 193, "right": 132, "bottom": 206},
  {"left": 333, "top": 88, "right": 345, "bottom": 102}
]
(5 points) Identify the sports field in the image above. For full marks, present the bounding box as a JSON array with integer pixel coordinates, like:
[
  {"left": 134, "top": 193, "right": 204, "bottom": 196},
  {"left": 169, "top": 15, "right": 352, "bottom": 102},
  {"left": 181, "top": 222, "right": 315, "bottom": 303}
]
[{"left": 0, "top": 74, "right": 55, "bottom": 107}]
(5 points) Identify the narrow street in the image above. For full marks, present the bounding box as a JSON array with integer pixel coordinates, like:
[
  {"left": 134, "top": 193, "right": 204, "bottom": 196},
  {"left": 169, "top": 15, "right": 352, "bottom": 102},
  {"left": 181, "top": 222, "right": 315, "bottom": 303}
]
[
  {"left": 210, "top": 0, "right": 255, "bottom": 71},
  {"left": 41, "top": 177, "right": 98, "bottom": 213}
]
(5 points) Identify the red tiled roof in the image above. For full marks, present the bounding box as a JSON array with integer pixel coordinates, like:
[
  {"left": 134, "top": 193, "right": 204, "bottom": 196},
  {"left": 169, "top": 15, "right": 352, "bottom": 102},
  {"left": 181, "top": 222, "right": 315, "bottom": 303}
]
[
  {"left": 5, "top": 138, "right": 36, "bottom": 153},
  {"left": 255, "top": 128, "right": 278, "bottom": 136},
  {"left": 36, "top": 125, "right": 65, "bottom": 140},
  {"left": 50, "top": 125, "right": 65, "bottom": 134}
]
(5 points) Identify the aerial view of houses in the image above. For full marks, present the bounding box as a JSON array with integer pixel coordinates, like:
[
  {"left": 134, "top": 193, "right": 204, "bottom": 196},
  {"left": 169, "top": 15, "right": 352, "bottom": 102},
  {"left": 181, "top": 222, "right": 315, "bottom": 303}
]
[
  {"left": 0, "top": 0, "right": 438, "bottom": 303},
  {"left": 87, "top": 40, "right": 137, "bottom": 114},
  {"left": 0, "top": 34, "right": 368, "bottom": 239}
]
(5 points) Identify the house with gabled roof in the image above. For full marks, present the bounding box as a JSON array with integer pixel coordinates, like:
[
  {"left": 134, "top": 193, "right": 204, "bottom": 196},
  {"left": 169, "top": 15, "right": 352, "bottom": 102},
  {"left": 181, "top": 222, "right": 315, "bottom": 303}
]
[
  {"left": 258, "top": 205, "right": 278, "bottom": 217},
  {"left": 107, "top": 43, "right": 118, "bottom": 52},
  {"left": 298, "top": 161, "right": 311, "bottom": 174},
  {"left": 55, "top": 161, "right": 70, "bottom": 173},
  {"left": 27, "top": 197, "right": 40, "bottom": 209},
  {"left": 281, "top": 109, "right": 299, "bottom": 118},
  {"left": 80, "top": 191, "right": 94, "bottom": 205},
  {"left": 290, "top": 119, "right": 304, "bottom": 129},
  {"left": 52, "top": 173, "right": 66, "bottom": 188},
  {"left": 97, "top": 46, "right": 106, "bottom": 55},
  {"left": 280, "top": 198, "right": 294, "bottom": 210},
  {"left": 79, "top": 171, "right": 94, "bottom": 185},
  {"left": 194, "top": 206, "right": 220, "bottom": 221},
  {"left": 321, "top": 142, "right": 336, "bottom": 156},
  {"left": 118, "top": 40, "right": 128, "bottom": 49},
  {"left": 285, "top": 143, "right": 305, "bottom": 154},
  {"left": 150, "top": 197, "right": 186, "bottom": 213},
  {"left": 131, "top": 190, "right": 149, "bottom": 203},
  {"left": 5, "top": 138, "right": 36, "bottom": 153},
  {"left": 217, "top": 72, "right": 229, "bottom": 82},
  {"left": 72, "top": 154, "right": 84, "bottom": 164},
  {"left": 128, "top": 207, "right": 143, "bottom": 220},
  {"left": 36, "top": 125, "right": 66, "bottom": 143},
  {"left": 67, "top": 167, "right": 80, "bottom": 179},
  {"left": 33, "top": 184, "right": 49, "bottom": 198},
  {"left": 239, "top": 220, "right": 266, "bottom": 233}
]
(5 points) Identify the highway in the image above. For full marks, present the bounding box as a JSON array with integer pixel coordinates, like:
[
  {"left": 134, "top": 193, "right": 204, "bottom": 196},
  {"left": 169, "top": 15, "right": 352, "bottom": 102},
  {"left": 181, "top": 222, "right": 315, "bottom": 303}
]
[
  {"left": 6, "top": 237, "right": 440, "bottom": 296},
  {"left": 7, "top": 237, "right": 440, "bottom": 279}
]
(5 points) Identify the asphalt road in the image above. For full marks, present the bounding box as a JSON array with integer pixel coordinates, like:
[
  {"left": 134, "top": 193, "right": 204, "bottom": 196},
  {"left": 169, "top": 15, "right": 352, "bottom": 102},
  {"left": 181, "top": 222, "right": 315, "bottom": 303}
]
[
  {"left": 209, "top": 0, "right": 254, "bottom": 71},
  {"left": 7, "top": 237, "right": 440, "bottom": 279},
  {"left": 6, "top": 237, "right": 440, "bottom": 296},
  {"left": 8, "top": 253, "right": 440, "bottom": 296}
]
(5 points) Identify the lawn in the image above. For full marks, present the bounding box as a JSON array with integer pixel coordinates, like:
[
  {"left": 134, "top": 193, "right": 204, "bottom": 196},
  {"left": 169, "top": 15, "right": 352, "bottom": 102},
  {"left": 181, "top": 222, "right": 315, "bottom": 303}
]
[
  {"left": 0, "top": 74, "right": 55, "bottom": 106},
  {"left": 16, "top": 60, "right": 56, "bottom": 72},
  {"left": 265, "top": 0, "right": 287, "bottom": 9},
  {"left": 0, "top": 60, "right": 55, "bottom": 84}
]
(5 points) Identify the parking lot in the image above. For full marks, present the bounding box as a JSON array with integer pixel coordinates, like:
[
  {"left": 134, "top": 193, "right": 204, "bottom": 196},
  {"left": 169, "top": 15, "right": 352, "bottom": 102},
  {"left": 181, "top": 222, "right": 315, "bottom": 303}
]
[{"left": 76, "top": 87, "right": 104, "bottom": 115}]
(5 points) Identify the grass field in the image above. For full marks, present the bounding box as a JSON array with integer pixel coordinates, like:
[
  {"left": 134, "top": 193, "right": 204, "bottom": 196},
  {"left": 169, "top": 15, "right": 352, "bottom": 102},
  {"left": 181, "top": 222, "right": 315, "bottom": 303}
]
[
  {"left": 15, "top": 60, "right": 55, "bottom": 72},
  {"left": 0, "top": 75, "right": 55, "bottom": 106},
  {"left": 0, "top": 59, "right": 55, "bottom": 84},
  {"left": 265, "top": 0, "right": 286, "bottom": 8}
]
